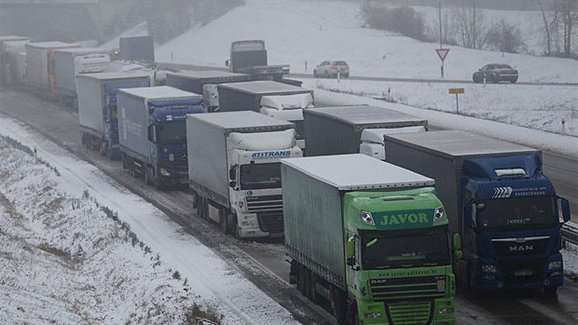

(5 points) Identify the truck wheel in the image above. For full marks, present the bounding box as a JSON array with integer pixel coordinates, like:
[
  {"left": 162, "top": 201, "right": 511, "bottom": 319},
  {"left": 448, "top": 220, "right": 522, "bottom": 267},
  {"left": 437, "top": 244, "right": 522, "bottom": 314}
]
[
  {"left": 348, "top": 301, "right": 359, "bottom": 325},
  {"left": 219, "top": 209, "right": 230, "bottom": 235},
  {"left": 544, "top": 287, "right": 558, "bottom": 295},
  {"left": 192, "top": 192, "right": 198, "bottom": 209},
  {"left": 153, "top": 168, "right": 164, "bottom": 190},
  {"left": 298, "top": 265, "right": 308, "bottom": 296},
  {"left": 309, "top": 273, "right": 319, "bottom": 303},
  {"left": 99, "top": 141, "right": 107, "bottom": 156},
  {"left": 144, "top": 166, "right": 153, "bottom": 185},
  {"left": 330, "top": 287, "right": 348, "bottom": 325},
  {"left": 227, "top": 213, "right": 238, "bottom": 237}
]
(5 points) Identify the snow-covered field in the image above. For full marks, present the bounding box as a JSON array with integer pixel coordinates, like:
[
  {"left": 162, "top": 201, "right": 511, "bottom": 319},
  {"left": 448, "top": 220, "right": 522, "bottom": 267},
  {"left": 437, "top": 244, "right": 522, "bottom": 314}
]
[
  {"left": 156, "top": 0, "right": 578, "bottom": 83},
  {"left": 0, "top": 118, "right": 299, "bottom": 325},
  {"left": 153, "top": 0, "right": 577, "bottom": 141},
  {"left": 308, "top": 78, "right": 578, "bottom": 137}
]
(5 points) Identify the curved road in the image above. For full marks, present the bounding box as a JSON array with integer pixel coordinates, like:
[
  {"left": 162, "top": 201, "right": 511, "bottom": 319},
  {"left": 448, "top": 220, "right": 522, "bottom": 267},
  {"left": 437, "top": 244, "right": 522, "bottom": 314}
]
[
  {"left": 0, "top": 88, "right": 577, "bottom": 324},
  {"left": 158, "top": 62, "right": 578, "bottom": 87}
]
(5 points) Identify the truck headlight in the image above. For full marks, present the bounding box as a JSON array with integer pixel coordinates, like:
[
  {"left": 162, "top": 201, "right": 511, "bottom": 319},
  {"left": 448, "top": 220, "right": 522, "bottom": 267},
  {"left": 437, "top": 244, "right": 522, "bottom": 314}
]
[
  {"left": 360, "top": 211, "right": 375, "bottom": 225},
  {"left": 481, "top": 264, "right": 497, "bottom": 273},
  {"left": 159, "top": 168, "right": 170, "bottom": 176},
  {"left": 365, "top": 312, "right": 382, "bottom": 319},
  {"left": 548, "top": 261, "right": 562, "bottom": 270},
  {"left": 436, "top": 279, "right": 446, "bottom": 292},
  {"left": 434, "top": 207, "right": 445, "bottom": 221}
]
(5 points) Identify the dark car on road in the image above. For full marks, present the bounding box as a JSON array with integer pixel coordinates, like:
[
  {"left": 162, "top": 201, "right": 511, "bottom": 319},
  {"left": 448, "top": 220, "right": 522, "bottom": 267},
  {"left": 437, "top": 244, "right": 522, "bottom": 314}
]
[
  {"left": 473, "top": 64, "right": 518, "bottom": 83},
  {"left": 313, "top": 60, "right": 350, "bottom": 78}
]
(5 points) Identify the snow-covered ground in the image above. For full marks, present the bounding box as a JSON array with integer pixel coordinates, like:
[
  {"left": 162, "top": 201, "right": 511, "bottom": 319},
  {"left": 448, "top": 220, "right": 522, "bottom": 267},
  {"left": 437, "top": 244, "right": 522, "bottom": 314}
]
[
  {"left": 0, "top": 118, "right": 299, "bottom": 325},
  {"left": 153, "top": 0, "right": 577, "bottom": 141},
  {"left": 156, "top": 0, "right": 578, "bottom": 83},
  {"left": 308, "top": 78, "right": 578, "bottom": 137},
  {"left": 309, "top": 87, "right": 578, "bottom": 159}
]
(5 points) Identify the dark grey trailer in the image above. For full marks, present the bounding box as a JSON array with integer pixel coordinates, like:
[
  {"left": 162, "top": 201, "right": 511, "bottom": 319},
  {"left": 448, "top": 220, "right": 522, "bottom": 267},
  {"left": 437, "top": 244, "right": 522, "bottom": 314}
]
[
  {"left": 304, "top": 105, "right": 427, "bottom": 157},
  {"left": 120, "top": 36, "right": 154, "bottom": 62},
  {"left": 166, "top": 70, "right": 250, "bottom": 94},
  {"left": 218, "top": 80, "right": 313, "bottom": 112}
]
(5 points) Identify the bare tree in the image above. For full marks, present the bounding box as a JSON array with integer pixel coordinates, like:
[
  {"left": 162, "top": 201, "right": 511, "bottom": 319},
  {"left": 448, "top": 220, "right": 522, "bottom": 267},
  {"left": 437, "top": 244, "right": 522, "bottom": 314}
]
[
  {"left": 537, "top": 0, "right": 552, "bottom": 55},
  {"left": 449, "top": 1, "right": 487, "bottom": 49},
  {"left": 558, "top": 0, "right": 578, "bottom": 56}
]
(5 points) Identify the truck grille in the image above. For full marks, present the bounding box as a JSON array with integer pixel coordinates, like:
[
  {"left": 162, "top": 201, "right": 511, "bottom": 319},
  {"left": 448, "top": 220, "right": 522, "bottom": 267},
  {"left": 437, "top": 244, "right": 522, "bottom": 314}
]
[
  {"left": 492, "top": 237, "right": 549, "bottom": 257},
  {"left": 386, "top": 301, "right": 433, "bottom": 325},
  {"left": 370, "top": 276, "right": 445, "bottom": 301},
  {"left": 246, "top": 195, "right": 283, "bottom": 212},
  {"left": 257, "top": 210, "right": 284, "bottom": 233},
  {"left": 500, "top": 259, "right": 545, "bottom": 284}
]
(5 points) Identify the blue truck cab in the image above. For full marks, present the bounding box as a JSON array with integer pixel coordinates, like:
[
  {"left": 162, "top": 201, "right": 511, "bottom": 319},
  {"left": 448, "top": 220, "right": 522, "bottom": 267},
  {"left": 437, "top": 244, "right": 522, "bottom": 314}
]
[
  {"left": 117, "top": 86, "right": 205, "bottom": 188},
  {"left": 77, "top": 72, "right": 151, "bottom": 159},
  {"left": 384, "top": 130, "right": 571, "bottom": 293}
]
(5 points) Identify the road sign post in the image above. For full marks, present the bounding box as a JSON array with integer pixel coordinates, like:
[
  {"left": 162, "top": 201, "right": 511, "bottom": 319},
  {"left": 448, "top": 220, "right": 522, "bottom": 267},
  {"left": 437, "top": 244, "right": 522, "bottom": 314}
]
[
  {"left": 436, "top": 48, "right": 450, "bottom": 79},
  {"left": 449, "top": 88, "right": 464, "bottom": 114}
]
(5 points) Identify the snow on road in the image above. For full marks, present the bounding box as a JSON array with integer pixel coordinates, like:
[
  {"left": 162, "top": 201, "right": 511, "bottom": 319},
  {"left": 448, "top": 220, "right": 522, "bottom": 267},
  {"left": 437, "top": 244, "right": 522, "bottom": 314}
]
[{"left": 0, "top": 118, "right": 299, "bottom": 325}]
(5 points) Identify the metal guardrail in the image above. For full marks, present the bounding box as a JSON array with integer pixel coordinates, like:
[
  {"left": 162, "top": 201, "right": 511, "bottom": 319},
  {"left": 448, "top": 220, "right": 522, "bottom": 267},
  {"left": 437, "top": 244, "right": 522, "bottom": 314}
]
[{"left": 562, "top": 222, "right": 578, "bottom": 247}]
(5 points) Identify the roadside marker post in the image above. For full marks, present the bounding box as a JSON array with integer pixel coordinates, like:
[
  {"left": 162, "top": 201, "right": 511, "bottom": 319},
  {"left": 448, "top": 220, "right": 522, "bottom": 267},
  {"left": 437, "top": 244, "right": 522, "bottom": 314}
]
[{"left": 449, "top": 88, "right": 464, "bottom": 114}]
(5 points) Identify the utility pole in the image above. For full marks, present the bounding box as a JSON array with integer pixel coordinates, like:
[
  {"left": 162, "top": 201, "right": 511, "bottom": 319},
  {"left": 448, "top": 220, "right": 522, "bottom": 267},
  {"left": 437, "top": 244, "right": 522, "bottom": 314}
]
[
  {"left": 439, "top": 0, "right": 444, "bottom": 78},
  {"left": 439, "top": 0, "right": 443, "bottom": 49},
  {"left": 473, "top": 0, "right": 476, "bottom": 49}
]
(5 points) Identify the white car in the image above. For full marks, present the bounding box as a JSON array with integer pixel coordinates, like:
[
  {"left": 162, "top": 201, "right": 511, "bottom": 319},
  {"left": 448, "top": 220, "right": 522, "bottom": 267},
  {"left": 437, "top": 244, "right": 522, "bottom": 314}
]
[{"left": 313, "top": 60, "right": 350, "bottom": 78}]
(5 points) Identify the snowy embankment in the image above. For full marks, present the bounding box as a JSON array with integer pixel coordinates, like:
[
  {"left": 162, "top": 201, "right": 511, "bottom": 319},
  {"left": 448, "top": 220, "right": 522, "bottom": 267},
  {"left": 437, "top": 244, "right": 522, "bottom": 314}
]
[
  {"left": 156, "top": 0, "right": 578, "bottom": 83},
  {"left": 0, "top": 118, "right": 300, "bottom": 325},
  {"left": 307, "top": 86, "right": 578, "bottom": 159},
  {"left": 307, "top": 78, "right": 578, "bottom": 138}
]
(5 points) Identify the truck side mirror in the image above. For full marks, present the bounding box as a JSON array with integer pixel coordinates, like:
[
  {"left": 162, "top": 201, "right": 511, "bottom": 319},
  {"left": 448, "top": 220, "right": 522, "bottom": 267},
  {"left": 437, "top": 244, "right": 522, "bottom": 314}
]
[
  {"left": 147, "top": 125, "right": 156, "bottom": 143},
  {"left": 225, "top": 59, "right": 230, "bottom": 67},
  {"left": 346, "top": 236, "right": 359, "bottom": 270},
  {"left": 453, "top": 233, "right": 463, "bottom": 260},
  {"left": 559, "top": 197, "right": 571, "bottom": 223},
  {"left": 470, "top": 203, "right": 478, "bottom": 228},
  {"left": 229, "top": 165, "right": 237, "bottom": 188}
]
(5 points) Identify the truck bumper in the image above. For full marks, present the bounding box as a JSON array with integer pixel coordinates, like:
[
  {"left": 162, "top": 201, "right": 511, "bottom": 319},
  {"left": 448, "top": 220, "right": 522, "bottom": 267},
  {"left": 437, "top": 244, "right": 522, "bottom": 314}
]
[
  {"left": 358, "top": 297, "right": 455, "bottom": 325},
  {"left": 474, "top": 254, "right": 564, "bottom": 291},
  {"left": 236, "top": 212, "right": 283, "bottom": 238}
]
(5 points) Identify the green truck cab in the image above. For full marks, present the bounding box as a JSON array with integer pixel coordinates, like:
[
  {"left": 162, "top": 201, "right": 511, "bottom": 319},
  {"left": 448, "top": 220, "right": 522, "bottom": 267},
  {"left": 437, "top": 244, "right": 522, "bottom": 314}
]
[{"left": 282, "top": 154, "right": 458, "bottom": 324}]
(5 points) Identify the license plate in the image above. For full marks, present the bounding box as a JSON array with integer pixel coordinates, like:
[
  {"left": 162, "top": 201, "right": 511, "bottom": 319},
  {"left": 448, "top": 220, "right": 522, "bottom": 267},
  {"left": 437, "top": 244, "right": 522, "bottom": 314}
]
[{"left": 514, "top": 270, "right": 533, "bottom": 277}]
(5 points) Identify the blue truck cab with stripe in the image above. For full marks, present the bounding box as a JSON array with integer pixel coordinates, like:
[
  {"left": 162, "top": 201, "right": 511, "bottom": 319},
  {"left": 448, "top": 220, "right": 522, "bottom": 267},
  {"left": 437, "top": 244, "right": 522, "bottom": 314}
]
[{"left": 383, "top": 130, "right": 571, "bottom": 293}]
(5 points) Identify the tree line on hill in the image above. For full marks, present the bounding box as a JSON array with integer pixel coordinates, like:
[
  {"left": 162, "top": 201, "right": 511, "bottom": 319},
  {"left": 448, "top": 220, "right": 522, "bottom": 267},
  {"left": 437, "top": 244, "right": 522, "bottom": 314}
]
[{"left": 360, "top": 0, "right": 578, "bottom": 59}]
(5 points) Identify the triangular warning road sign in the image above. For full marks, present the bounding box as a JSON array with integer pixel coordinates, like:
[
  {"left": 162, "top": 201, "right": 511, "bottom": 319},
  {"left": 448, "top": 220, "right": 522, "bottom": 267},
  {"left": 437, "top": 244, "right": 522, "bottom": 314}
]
[{"left": 436, "top": 48, "right": 450, "bottom": 61}]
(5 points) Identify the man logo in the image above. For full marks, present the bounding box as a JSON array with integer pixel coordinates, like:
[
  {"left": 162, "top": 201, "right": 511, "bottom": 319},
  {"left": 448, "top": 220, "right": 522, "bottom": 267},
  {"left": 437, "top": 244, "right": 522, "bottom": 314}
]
[{"left": 509, "top": 244, "right": 534, "bottom": 252}]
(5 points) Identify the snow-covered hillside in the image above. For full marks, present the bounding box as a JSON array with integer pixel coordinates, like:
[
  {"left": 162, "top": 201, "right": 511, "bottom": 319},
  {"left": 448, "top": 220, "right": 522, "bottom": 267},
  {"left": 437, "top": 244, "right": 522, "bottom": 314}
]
[
  {"left": 0, "top": 119, "right": 300, "bottom": 325},
  {"left": 156, "top": 0, "right": 578, "bottom": 83}
]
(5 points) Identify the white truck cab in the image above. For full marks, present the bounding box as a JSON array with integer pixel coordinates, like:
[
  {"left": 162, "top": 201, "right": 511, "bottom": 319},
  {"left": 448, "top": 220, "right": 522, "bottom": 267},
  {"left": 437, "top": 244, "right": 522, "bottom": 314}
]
[
  {"left": 259, "top": 93, "right": 314, "bottom": 150},
  {"left": 360, "top": 126, "right": 426, "bottom": 160}
]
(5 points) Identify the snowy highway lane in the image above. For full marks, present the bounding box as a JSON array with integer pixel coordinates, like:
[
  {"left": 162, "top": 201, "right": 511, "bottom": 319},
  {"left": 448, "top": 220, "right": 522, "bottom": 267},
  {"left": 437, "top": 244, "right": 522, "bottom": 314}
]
[{"left": 0, "top": 88, "right": 577, "bottom": 324}]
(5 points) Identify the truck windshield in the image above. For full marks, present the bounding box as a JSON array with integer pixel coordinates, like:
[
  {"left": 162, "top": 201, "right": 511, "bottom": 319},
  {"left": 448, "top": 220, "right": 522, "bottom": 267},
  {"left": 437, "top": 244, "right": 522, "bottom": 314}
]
[
  {"left": 240, "top": 162, "right": 281, "bottom": 190},
  {"left": 360, "top": 230, "right": 450, "bottom": 269},
  {"left": 156, "top": 121, "right": 186, "bottom": 145},
  {"left": 476, "top": 196, "right": 557, "bottom": 231}
]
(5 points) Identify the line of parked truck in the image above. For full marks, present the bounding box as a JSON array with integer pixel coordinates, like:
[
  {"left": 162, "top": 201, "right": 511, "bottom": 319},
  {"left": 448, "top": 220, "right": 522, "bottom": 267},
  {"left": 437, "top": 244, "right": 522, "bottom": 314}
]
[{"left": 0, "top": 34, "right": 572, "bottom": 325}]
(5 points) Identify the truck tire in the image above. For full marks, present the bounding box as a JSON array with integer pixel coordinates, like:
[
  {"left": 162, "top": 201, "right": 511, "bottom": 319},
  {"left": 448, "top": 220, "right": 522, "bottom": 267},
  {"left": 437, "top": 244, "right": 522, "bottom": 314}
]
[
  {"left": 100, "top": 141, "right": 109, "bottom": 156},
  {"left": 348, "top": 301, "right": 359, "bottom": 325},
  {"left": 144, "top": 165, "right": 153, "bottom": 185},
  {"left": 330, "top": 287, "right": 348, "bottom": 325},
  {"left": 219, "top": 209, "right": 231, "bottom": 235},
  {"left": 298, "top": 265, "right": 309, "bottom": 296},
  {"left": 309, "top": 273, "right": 319, "bottom": 304},
  {"left": 153, "top": 168, "right": 164, "bottom": 190}
]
